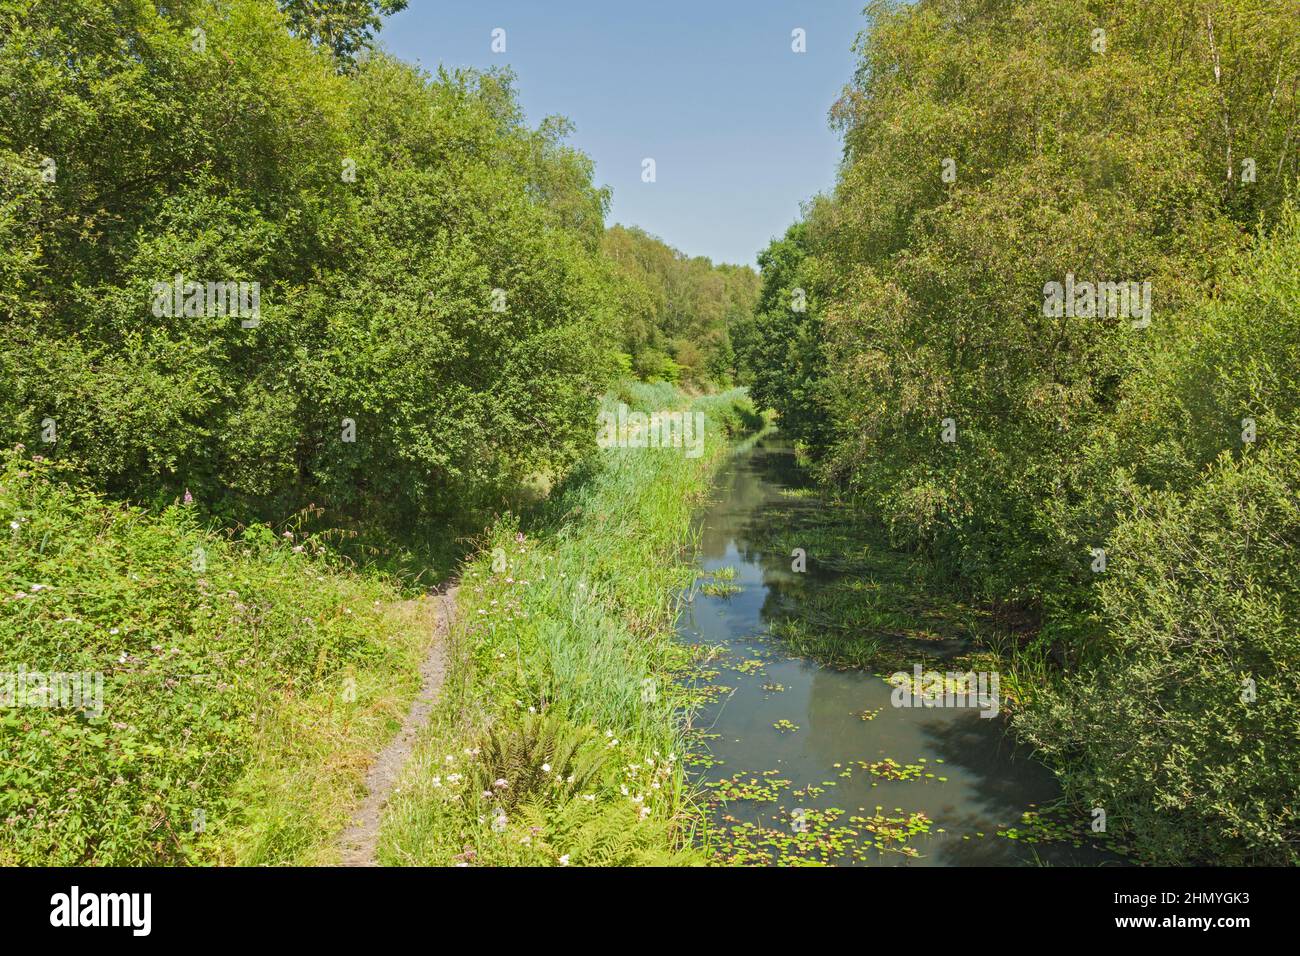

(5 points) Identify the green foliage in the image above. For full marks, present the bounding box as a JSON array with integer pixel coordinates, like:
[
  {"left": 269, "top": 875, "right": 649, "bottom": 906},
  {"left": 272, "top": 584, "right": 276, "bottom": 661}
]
[
  {"left": 278, "top": 0, "right": 406, "bottom": 66},
  {"left": 0, "top": 449, "right": 422, "bottom": 864},
  {"left": 1020, "top": 435, "right": 1300, "bottom": 865},
  {"left": 741, "top": 0, "right": 1300, "bottom": 863},
  {"left": 0, "top": 0, "right": 617, "bottom": 534},
  {"left": 465, "top": 713, "right": 608, "bottom": 814},
  {"left": 602, "top": 225, "right": 759, "bottom": 389},
  {"left": 732, "top": 219, "right": 832, "bottom": 450},
  {"left": 377, "top": 385, "right": 760, "bottom": 865}
]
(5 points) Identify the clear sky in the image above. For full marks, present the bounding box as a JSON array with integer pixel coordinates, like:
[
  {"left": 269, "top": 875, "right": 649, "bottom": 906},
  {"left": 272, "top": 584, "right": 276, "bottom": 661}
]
[{"left": 379, "top": 1, "right": 869, "bottom": 267}]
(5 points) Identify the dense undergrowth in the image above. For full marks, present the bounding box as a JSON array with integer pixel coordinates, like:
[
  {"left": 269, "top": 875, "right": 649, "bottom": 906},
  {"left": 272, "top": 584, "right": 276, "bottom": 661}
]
[
  {"left": 0, "top": 448, "right": 432, "bottom": 864},
  {"left": 375, "top": 385, "right": 762, "bottom": 866}
]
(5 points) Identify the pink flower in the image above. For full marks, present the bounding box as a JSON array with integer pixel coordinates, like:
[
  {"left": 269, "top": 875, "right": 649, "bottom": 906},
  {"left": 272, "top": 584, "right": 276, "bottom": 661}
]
[{"left": 183, "top": 489, "right": 193, "bottom": 505}]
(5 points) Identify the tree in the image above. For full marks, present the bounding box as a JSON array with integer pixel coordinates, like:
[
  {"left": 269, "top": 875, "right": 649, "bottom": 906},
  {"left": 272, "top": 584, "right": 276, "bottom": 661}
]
[{"left": 278, "top": 0, "right": 407, "bottom": 66}]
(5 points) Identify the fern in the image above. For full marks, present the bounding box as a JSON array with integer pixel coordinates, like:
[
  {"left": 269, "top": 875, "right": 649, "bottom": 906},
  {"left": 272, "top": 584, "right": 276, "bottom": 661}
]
[{"left": 465, "top": 713, "right": 608, "bottom": 813}]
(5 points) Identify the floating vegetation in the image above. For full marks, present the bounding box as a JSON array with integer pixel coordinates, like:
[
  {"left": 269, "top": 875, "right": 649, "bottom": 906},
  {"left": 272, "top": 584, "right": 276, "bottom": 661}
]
[
  {"left": 776, "top": 487, "right": 818, "bottom": 499},
  {"left": 772, "top": 719, "right": 799, "bottom": 733},
  {"left": 700, "top": 580, "right": 741, "bottom": 597},
  {"left": 858, "top": 758, "right": 924, "bottom": 781},
  {"left": 708, "top": 805, "right": 933, "bottom": 866},
  {"left": 706, "top": 772, "right": 792, "bottom": 803}
]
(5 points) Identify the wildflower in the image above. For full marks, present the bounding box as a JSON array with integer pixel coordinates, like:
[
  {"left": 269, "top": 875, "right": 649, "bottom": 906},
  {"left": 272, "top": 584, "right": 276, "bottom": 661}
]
[
  {"left": 183, "top": 489, "right": 193, "bottom": 505},
  {"left": 558, "top": 854, "right": 570, "bottom": 866},
  {"left": 582, "top": 794, "right": 595, "bottom": 802},
  {"left": 541, "top": 763, "right": 551, "bottom": 773}
]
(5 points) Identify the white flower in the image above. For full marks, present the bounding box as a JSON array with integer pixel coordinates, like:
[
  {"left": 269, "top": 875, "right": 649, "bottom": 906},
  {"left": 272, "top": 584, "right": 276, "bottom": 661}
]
[
  {"left": 582, "top": 794, "right": 595, "bottom": 802},
  {"left": 541, "top": 763, "right": 551, "bottom": 773},
  {"left": 558, "top": 854, "right": 570, "bottom": 866}
]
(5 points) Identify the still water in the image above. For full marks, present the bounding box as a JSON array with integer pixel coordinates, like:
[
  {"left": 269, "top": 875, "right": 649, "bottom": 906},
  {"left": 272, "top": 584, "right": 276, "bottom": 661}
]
[{"left": 676, "top": 433, "right": 1115, "bottom": 866}]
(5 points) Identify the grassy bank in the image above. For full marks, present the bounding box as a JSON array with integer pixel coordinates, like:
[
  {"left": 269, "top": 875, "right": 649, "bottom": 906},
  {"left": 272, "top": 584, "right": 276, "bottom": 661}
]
[
  {"left": 376, "top": 384, "right": 762, "bottom": 866},
  {"left": 0, "top": 449, "right": 434, "bottom": 865}
]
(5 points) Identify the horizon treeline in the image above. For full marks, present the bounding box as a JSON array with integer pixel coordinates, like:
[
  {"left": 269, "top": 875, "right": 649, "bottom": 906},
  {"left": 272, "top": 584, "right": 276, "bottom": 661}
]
[
  {"left": 0, "top": 0, "right": 757, "bottom": 534},
  {"left": 603, "top": 224, "right": 759, "bottom": 388},
  {"left": 742, "top": 0, "right": 1299, "bottom": 864}
]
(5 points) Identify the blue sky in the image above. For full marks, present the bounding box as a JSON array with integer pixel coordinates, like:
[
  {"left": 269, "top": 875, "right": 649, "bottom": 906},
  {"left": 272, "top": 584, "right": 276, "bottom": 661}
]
[{"left": 380, "top": 1, "right": 869, "bottom": 266}]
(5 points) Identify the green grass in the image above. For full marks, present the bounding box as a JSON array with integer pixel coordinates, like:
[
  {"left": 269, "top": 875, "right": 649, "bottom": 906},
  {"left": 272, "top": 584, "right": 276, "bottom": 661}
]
[
  {"left": 0, "top": 449, "right": 432, "bottom": 865},
  {"left": 376, "top": 386, "right": 760, "bottom": 866}
]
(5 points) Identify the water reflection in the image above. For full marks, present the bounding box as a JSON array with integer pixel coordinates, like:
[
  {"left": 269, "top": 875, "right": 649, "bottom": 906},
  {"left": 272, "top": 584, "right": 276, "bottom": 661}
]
[{"left": 678, "top": 433, "right": 1116, "bottom": 866}]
